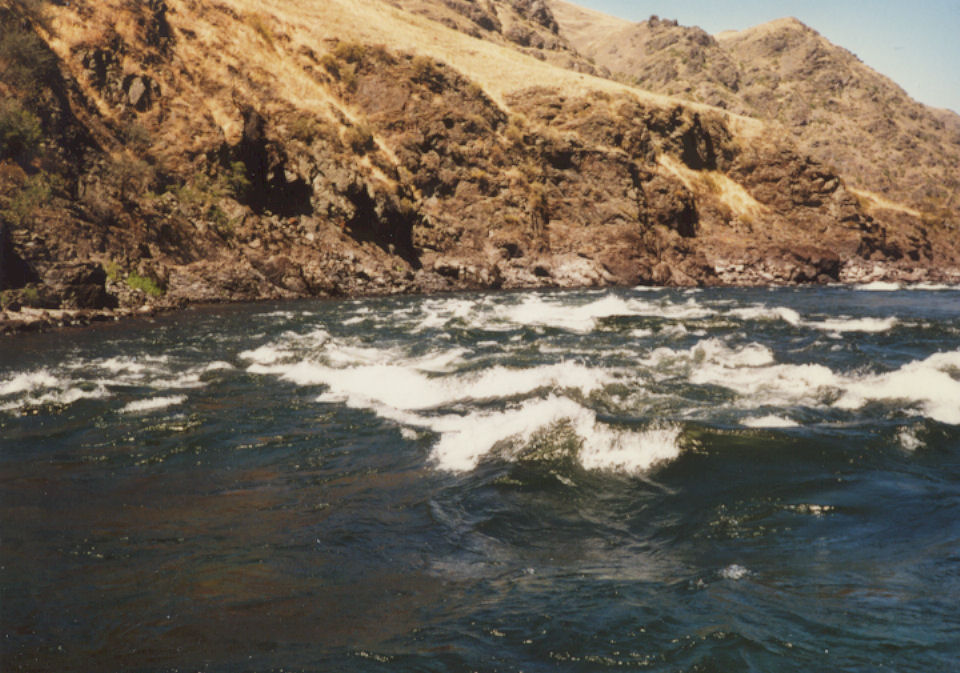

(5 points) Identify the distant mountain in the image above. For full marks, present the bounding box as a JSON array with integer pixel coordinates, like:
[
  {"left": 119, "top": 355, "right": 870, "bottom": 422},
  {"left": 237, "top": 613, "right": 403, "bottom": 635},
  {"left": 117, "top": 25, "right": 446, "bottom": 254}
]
[
  {"left": 1, "top": 0, "right": 958, "bottom": 331},
  {"left": 549, "top": 1, "right": 960, "bottom": 223}
]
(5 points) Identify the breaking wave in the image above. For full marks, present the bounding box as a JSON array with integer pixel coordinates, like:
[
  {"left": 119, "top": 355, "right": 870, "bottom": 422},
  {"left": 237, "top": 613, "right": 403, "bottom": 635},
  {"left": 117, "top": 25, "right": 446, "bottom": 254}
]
[{"left": 0, "top": 354, "right": 232, "bottom": 415}]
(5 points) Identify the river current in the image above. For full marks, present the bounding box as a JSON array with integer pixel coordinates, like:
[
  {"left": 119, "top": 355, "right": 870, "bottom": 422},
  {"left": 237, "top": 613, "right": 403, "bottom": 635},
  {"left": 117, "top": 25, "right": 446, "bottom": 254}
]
[{"left": 2, "top": 284, "right": 959, "bottom": 672}]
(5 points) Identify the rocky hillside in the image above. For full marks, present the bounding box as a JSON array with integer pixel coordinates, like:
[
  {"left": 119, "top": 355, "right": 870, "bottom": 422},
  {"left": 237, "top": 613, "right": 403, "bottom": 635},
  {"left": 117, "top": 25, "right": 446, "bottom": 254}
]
[
  {"left": 549, "top": 1, "right": 960, "bottom": 224},
  {"left": 1, "top": 0, "right": 958, "bottom": 331}
]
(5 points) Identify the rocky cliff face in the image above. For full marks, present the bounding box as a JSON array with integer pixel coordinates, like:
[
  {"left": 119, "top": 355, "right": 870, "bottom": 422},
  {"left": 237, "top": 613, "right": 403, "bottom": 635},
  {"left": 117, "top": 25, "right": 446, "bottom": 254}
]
[{"left": 1, "top": 0, "right": 958, "bottom": 331}]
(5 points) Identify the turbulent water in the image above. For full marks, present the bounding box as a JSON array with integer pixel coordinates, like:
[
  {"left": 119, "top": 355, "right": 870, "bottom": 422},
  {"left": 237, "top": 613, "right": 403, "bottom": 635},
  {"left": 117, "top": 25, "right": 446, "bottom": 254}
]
[{"left": 2, "top": 284, "right": 959, "bottom": 672}]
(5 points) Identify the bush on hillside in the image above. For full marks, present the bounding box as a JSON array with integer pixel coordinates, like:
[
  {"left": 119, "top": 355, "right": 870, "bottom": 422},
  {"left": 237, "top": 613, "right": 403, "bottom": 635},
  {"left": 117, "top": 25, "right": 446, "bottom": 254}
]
[
  {"left": 0, "top": 99, "right": 43, "bottom": 162},
  {"left": 0, "top": 8, "right": 57, "bottom": 88}
]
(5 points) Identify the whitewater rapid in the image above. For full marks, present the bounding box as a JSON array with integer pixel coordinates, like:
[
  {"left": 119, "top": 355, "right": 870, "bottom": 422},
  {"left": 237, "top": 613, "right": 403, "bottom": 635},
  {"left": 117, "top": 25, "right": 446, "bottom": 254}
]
[{"left": 3, "top": 285, "right": 959, "bottom": 471}]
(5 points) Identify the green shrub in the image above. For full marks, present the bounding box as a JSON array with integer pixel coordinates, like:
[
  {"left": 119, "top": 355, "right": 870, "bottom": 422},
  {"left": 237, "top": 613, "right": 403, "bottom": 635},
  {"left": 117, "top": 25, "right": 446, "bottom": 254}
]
[
  {"left": 221, "top": 160, "right": 250, "bottom": 198},
  {"left": 105, "top": 154, "right": 156, "bottom": 202},
  {"left": 0, "top": 170, "right": 57, "bottom": 225},
  {"left": 103, "top": 261, "right": 122, "bottom": 283},
  {"left": 126, "top": 271, "right": 164, "bottom": 297},
  {"left": 20, "top": 286, "right": 42, "bottom": 307},
  {"left": 168, "top": 162, "right": 249, "bottom": 209},
  {"left": 0, "top": 16, "right": 56, "bottom": 88},
  {"left": 0, "top": 99, "right": 43, "bottom": 161},
  {"left": 207, "top": 204, "right": 234, "bottom": 238}
]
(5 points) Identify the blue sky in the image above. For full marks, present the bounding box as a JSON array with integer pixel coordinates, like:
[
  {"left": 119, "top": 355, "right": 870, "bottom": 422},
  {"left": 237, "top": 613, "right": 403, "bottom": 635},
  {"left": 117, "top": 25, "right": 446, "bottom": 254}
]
[{"left": 573, "top": 1, "right": 960, "bottom": 113}]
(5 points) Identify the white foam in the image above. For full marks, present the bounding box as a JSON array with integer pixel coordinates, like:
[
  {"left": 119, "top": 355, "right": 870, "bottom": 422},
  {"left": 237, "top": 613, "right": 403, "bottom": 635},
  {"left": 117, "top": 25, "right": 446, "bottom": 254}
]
[
  {"left": 0, "top": 369, "right": 108, "bottom": 410},
  {"left": 239, "top": 344, "right": 293, "bottom": 365},
  {"left": 305, "top": 362, "right": 610, "bottom": 411},
  {"left": 896, "top": 426, "right": 924, "bottom": 452},
  {"left": 742, "top": 415, "right": 799, "bottom": 428},
  {"left": 153, "top": 372, "right": 206, "bottom": 389},
  {"left": 578, "top": 422, "right": 681, "bottom": 474},
  {"left": 719, "top": 564, "right": 750, "bottom": 580},
  {"left": 0, "top": 370, "right": 61, "bottom": 396},
  {"left": 425, "top": 396, "right": 681, "bottom": 474},
  {"left": 646, "top": 338, "right": 775, "bottom": 371},
  {"left": 643, "top": 338, "right": 839, "bottom": 408},
  {"left": 493, "top": 293, "right": 714, "bottom": 333},
  {"left": 645, "top": 339, "right": 960, "bottom": 426},
  {"left": 120, "top": 395, "right": 187, "bottom": 414},
  {"left": 497, "top": 295, "right": 635, "bottom": 333},
  {"left": 1, "top": 349, "right": 232, "bottom": 414},
  {"left": 414, "top": 298, "right": 486, "bottom": 332},
  {"left": 93, "top": 355, "right": 170, "bottom": 376},
  {"left": 856, "top": 281, "right": 901, "bottom": 291},
  {"left": 729, "top": 306, "right": 802, "bottom": 326},
  {"left": 240, "top": 328, "right": 681, "bottom": 475},
  {"left": 806, "top": 317, "right": 898, "bottom": 333},
  {"left": 728, "top": 306, "right": 897, "bottom": 333},
  {"left": 661, "top": 323, "right": 689, "bottom": 337},
  {"left": 907, "top": 283, "right": 955, "bottom": 291},
  {"left": 834, "top": 350, "right": 960, "bottom": 425}
]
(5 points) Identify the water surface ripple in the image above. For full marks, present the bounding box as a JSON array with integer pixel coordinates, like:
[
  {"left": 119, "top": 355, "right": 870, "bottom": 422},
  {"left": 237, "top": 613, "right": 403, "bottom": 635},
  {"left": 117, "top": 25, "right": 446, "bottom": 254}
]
[{"left": 2, "top": 286, "right": 959, "bottom": 671}]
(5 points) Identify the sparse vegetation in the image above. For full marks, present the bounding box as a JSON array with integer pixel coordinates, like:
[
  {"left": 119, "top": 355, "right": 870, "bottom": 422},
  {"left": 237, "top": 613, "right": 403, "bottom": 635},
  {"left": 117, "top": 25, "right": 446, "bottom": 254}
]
[
  {"left": 125, "top": 270, "right": 164, "bottom": 297},
  {"left": 0, "top": 165, "right": 61, "bottom": 226},
  {"left": 19, "top": 286, "right": 42, "bottom": 308},
  {"left": 103, "top": 260, "right": 122, "bottom": 283},
  {"left": 121, "top": 121, "right": 152, "bottom": 150},
  {"left": 0, "top": 99, "right": 43, "bottom": 162},
  {"left": 344, "top": 124, "right": 375, "bottom": 154},
  {"left": 411, "top": 54, "right": 437, "bottom": 82},
  {"left": 319, "top": 52, "right": 339, "bottom": 76},
  {"left": 528, "top": 182, "right": 549, "bottom": 236},
  {"left": 170, "top": 162, "right": 249, "bottom": 208},
  {"left": 333, "top": 41, "right": 366, "bottom": 63},
  {"left": 244, "top": 13, "right": 276, "bottom": 51},
  {"left": 0, "top": 6, "right": 57, "bottom": 89},
  {"left": 289, "top": 115, "right": 338, "bottom": 145},
  {"left": 105, "top": 154, "right": 156, "bottom": 203}
]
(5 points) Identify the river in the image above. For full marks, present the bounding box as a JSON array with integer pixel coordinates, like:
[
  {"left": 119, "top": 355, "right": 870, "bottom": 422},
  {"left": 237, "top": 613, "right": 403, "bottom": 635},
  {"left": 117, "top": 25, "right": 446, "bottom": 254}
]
[{"left": 2, "top": 284, "right": 959, "bottom": 671}]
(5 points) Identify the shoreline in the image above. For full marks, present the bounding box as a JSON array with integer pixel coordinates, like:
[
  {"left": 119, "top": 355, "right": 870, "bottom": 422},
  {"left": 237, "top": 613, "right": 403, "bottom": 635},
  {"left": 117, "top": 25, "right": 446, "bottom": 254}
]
[{"left": 4, "top": 262, "right": 958, "bottom": 337}]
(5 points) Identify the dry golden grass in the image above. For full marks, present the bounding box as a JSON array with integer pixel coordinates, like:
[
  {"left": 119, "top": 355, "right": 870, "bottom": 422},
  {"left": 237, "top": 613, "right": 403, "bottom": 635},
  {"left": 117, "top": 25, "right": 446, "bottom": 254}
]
[
  {"left": 658, "top": 155, "right": 768, "bottom": 221},
  {"left": 220, "top": 0, "right": 761, "bottom": 121},
  {"left": 546, "top": 0, "right": 633, "bottom": 52},
  {"left": 40, "top": 0, "right": 766, "bottom": 161},
  {"left": 848, "top": 187, "right": 923, "bottom": 218}
]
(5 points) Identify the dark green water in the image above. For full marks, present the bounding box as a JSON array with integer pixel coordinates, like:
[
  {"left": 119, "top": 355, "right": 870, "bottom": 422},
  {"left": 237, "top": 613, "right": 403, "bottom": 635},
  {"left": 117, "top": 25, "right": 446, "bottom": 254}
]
[{"left": 2, "top": 285, "right": 959, "bottom": 672}]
